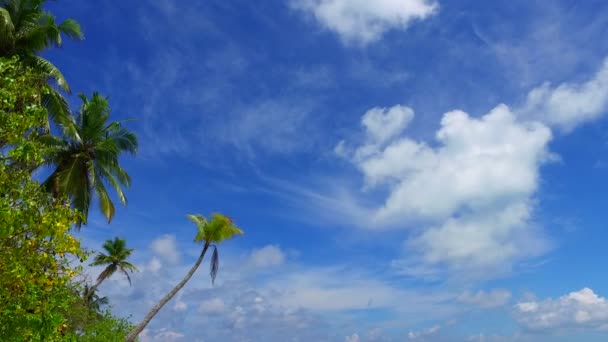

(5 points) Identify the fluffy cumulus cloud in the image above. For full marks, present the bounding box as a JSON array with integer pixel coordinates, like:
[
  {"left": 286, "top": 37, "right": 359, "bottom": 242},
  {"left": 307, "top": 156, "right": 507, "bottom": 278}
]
[
  {"left": 249, "top": 245, "right": 286, "bottom": 268},
  {"left": 339, "top": 103, "right": 553, "bottom": 274},
  {"left": 292, "top": 0, "right": 438, "bottom": 44},
  {"left": 514, "top": 288, "right": 608, "bottom": 331},
  {"left": 151, "top": 235, "right": 181, "bottom": 264},
  {"left": 458, "top": 289, "right": 512, "bottom": 308},
  {"left": 520, "top": 57, "right": 608, "bottom": 131}
]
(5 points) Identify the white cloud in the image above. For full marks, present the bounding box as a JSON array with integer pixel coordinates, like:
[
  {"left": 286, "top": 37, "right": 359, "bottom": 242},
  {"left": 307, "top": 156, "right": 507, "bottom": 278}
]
[
  {"left": 148, "top": 257, "right": 162, "bottom": 273},
  {"left": 339, "top": 104, "right": 552, "bottom": 274},
  {"left": 292, "top": 0, "right": 438, "bottom": 44},
  {"left": 88, "top": 233, "right": 462, "bottom": 341},
  {"left": 345, "top": 333, "right": 360, "bottom": 342},
  {"left": 270, "top": 267, "right": 453, "bottom": 313},
  {"left": 361, "top": 105, "right": 414, "bottom": 145},
  {"left": 355, "top": 105, "right": 552, "bottom": 224},
  {"left": 198, "top": 298, "right": 226, "bottom": 314},
  {"left": 173, "top": 300, "right": 188, "bottom": 312},
  {"left": 458, "top": 289, "right": 512, "bottom": 308},
  {"left": 249, "top": 245, "right": 286, "bottom": 268},
  {"left": 140, "top": 328, "right": 185, "bottom": 342},
  {"left": 408, "top": 325, "right": 440, "bottom": 340},
  {"left": 151, "top": 235, "right": 180, "bottom": 264},
  {"left": 520, "top": 57, "right": 608, "bottom": 131},
  {"left": 514, "top": 288, "right": 608, "bottom": 331}
]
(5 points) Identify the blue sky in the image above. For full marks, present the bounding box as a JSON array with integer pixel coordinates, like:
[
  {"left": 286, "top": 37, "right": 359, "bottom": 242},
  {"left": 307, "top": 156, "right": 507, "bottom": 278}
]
[{"left": 44, "top": 0, "right": 608, "bottom": 341}]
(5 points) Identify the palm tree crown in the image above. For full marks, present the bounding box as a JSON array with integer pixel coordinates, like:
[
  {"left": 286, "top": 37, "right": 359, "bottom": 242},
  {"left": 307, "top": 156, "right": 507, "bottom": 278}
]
[
  {"left": 90, "top": 237, "right": 137, "bottom": 287},
  {"left": 189, "top": 213, "right": 244, "bottom": 284},
  {"left": 43, "top": 93, "right": 137, "bottom": 225},
  {"left": 0, "top": 0, "right": 82, "bottom": 91},
  {"left": 1, "top": 0, "right": 84, "bottom": 128}
]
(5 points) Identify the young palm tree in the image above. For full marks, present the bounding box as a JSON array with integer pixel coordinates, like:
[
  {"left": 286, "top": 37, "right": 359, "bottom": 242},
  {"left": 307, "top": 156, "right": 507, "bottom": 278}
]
[
  {"left": 42, "top": 93, "right": 137, "bottom": 225},
  {"left": 89, "top": 237, "right": 137, "bottom": 292},
  {"left": 0, "top": 0, "right": 84, "bottom": 127},
  {"left": 125, "top": 213, "right": 243, "bottom": 342},
  {"left": 82, "top": 283, "right": 109, "bottom": 313}
]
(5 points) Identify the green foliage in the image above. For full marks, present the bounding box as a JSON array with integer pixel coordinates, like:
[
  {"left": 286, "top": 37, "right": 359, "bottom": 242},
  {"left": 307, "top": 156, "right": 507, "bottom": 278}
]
[
  {"left": 0, "top": 0, "right": 83, "bottom": 92},
  {"left": 65, "top": 311, "right": 133, "bottom": 342},
  {"left": 188, "top": 213, "right": 243, "bottom": 284},
  {"left": 1, "top": 0, "right": 84, "bottom": 131},
  {"left": 0, "top": 57, "right": 133, "bottom": 341},
  {"left": 90, "top": 237, "right": 138, "bottom": 286},
  {"left": 189, "top": 213, "right": 244, "bottom": 244},
  {"left": 43, "top": 93, "right": 138, "bottom": 226},
  {"left": 0, "top": 57, "right": 84, "bottom": 340}
]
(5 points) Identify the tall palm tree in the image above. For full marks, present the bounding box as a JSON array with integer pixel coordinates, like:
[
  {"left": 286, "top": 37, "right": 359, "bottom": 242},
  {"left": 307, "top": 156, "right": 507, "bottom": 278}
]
[
  {"left": 0, "top": 0, "right": 84, "bottom": 127},
  {"left": 89, "top": 237, "right": 137, "bottom": 293},
  {"left": 42, "top": 93, "right": 137, "bottom": 225},
  {"left": 125, "top": 213, "right": 243, "bottom": 342}
]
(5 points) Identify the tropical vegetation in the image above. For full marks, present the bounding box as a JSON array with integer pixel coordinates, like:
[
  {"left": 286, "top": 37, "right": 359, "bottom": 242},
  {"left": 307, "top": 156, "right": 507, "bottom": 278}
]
[{"left": 1, "top": 1, "right": 245, "bottom": 341}]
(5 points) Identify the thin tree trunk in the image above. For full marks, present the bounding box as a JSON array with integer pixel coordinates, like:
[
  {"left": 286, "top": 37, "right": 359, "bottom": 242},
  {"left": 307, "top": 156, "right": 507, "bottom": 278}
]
[
  {"left": 86, "top": 277, "right": 104, "bottom": 299},
  {"left": 125, "top": 242, "right": 210, "bottom": 342}
]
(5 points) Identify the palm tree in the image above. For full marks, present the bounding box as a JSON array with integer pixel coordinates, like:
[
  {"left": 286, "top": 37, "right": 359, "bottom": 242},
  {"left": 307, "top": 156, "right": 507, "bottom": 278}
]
[
  {"left": 0, "top": 0, "right": 84, "bottom": 127},
  {"left": 42, "top": 93, "right": 137, "bottom": 225},
  {"left": 82, "top": 283, "right": 109, "bottom": 312},
  {"left": 89, "top": 237, "right": 138, "bottom": 293},
  {"left": 125, "top": 213, "right": 243, "bottom": 342}
]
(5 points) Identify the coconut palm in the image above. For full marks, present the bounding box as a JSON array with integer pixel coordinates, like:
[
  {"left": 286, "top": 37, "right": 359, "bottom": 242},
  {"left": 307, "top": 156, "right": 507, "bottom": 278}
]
[
  {"left": 0, "top": 0, "right": 83, "bottom": 127},
  {"left": 42, "top": 93, "right": 137, "bottom": 225},
  {"left": 82, "top": 283, "right": 109, "bottom": 312},
  {"left": 125, "top": 213, "right": 243, "bottom": 342},
  {"left": 89, "top": 237, "right": 137, "bottom": 293}
]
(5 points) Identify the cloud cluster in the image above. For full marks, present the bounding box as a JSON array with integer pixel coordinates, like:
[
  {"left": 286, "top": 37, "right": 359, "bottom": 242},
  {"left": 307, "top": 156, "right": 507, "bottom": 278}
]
[
  {"left": 292, "top": 0, "right": 438, "bottom": 44},
  {"left": 93, "top": 236, "right": 460, "bottom": 341},
  {"left": 338, "top": 104, "right": 552, "bottom": 274},
  {"left": 514, "top": 288, "right": 608, "bottom": 331}
]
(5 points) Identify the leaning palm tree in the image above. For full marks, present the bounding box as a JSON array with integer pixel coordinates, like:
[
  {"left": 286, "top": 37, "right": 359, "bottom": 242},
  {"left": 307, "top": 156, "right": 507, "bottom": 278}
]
[
  {"left": 125, "top": 213, "right": 243, "bottom": 342},
  {"left": 42, "top": 93, "right": 137, "bottom": 225},
  {"left": 89, "top": 237, "right": 137, "bottom": 294},
  {"left": 0, "top": 0, "right": 83, "bottom": 127}
]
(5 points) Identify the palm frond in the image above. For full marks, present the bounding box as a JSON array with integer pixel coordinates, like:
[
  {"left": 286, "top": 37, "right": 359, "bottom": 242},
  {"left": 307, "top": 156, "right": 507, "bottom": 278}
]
[
  {"left": 90, "top": 252, "right": 110, "bottom": 266},
  {"left": 120, "top": 266, "right": 132, "bottom": 286},
  {"left": 210, "top": 246, "right": 219, "bottom": 285},
  {"left": 0, "top": 7, "right": 15, "bottom": 52},
  {"left": 96, "top": 165, "right": 127, "bottom": 205},
  {"left": 94, "top": 174, "right": 115, "bottom": 223},
  {"left": 42, "top": 87, "right": 79, "bottom": 140},
  {"left": 57, "top": 18, "right": 82, "bottom": 40},
  {"left": 27, "top": 55, "right": 69, "bottom": 92}
]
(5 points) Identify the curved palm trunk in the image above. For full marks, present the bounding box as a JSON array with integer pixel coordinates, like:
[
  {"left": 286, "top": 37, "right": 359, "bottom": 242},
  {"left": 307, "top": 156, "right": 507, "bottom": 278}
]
[{"left": 125, "top": 242, "right": 210, "bottom": 342}]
